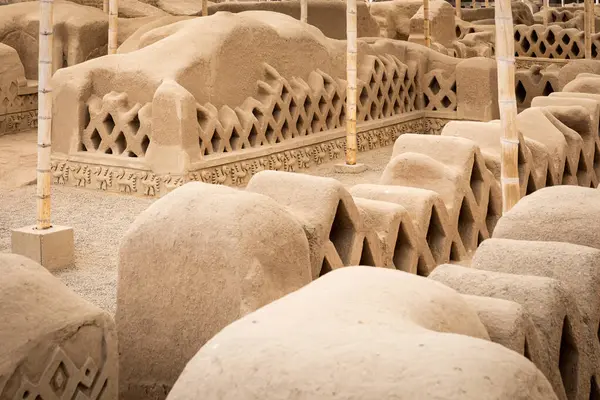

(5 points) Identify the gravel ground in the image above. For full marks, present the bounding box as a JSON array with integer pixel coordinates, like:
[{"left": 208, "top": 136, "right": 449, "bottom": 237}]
[
  {"left": 0, "top": 130, "right": 393, "bottom": 315},
  {"left": 0, "top": 185, "right": 154, "bottom": 314}
]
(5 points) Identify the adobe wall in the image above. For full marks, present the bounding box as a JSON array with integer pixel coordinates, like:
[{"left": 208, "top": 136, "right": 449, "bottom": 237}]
[
  {"left": 49, "top": 11, "right": 467, "bottom": 197},
  {"left": 205, "top": 0, "right": 380, "bottom": 40}
]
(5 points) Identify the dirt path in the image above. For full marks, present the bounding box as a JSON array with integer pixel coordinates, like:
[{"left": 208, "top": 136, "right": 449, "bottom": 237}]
[{"left": 0, "top": 130, "right": 393, "bottom": 314}]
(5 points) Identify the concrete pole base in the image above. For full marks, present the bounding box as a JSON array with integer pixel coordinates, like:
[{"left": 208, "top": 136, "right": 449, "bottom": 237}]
[
  {"left": 333, "top": 162, "right": 368, "bottom": 174},
  {"left": 11, "top": 225, "right": 74, "bottom": 272}
]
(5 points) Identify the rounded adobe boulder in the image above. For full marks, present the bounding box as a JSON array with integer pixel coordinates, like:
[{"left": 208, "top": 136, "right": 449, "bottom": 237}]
[
  {"left": 0, "top": 253, "right": 117, "bottom": 399},
  {"left": 167, "top": 267, "right": 556, "bottom": 400},
  {"left": 117, "top": 182, "right": 312, "bottom": 400}
]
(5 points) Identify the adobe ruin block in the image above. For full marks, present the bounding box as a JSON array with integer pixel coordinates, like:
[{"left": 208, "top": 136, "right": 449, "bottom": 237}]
[
  {"left": 117, "top": 182, "right": 312, "bottom": 400},
  {"left": 167, "top": 267, "right": 557, "bottom": 400},
  {"left": 0, "top": 253, "right": 117, "bottom": 399}
]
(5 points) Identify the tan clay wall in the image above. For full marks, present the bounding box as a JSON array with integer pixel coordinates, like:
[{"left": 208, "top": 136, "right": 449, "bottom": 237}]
[{"left": 0, "top": 43, "right": 37, "bottom": 136}]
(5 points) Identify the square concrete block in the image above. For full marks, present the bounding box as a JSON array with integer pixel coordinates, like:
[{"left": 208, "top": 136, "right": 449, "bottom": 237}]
[{"left": 11, "top": 225, "right": 74, "bottom": 271}]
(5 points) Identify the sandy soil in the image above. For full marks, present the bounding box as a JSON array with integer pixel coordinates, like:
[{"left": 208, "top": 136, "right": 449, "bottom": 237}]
[{"left": 0, "top": 130, "right": 393, "bottom": 314}]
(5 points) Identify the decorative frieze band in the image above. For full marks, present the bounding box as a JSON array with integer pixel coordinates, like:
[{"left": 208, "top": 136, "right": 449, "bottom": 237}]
[{"left": 50, "top": 117, "right": 451, "bottom": 198}]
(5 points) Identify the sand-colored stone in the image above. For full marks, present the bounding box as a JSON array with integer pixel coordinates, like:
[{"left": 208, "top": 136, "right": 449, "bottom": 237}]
[
  {"left": 0, "top": 1, "right": 109, "bottom": 79},
  {"left": 457, "top": 1, "right": 534, "bottom": 23},
  {"left": 558, "top": 60, "right": 600, "bottom": 90},
  {"left": 492, "top": 186, "right": 600, "bottom": 250},
  {"left": 386, "top": 134, "right": 496, "bottom": 251},
  {"left": 461, "top": 294, "right": 551, "bottom": 383},
  {"left": 206, "top": 0, "right": 380, "bottom": 40},
  {"left": 408, "top": 0, "right": 455, "bottom": 48},
  {"left": 117, "top": 182, "right": 312, "bottom": 400},
  {"left": 369, "top": 0, "right": 424, "bottom": 40},
  {"left": 0, "top": 42, "right": 36, "bottom": 136},
  {"left": 350, "top": 183, "right": 465, "bottom": 274},
  {"left": 353, "top": 197, "right": 416, "bottom": 272},
  {"left": 118, "top": 16, "right": 193, "bottom": 53},
  {"left": 456, "top": 57, "right": 499, "bottom": 121},
  {"left": 381, "top": 151, "right": 485, "bottom": 254},
  {"left": 538, "top": 106, "right": 595, "bottom": 187},
  {"left": 562, "top": 74, "right": 600, "bottom": 94},
  {"left": 531, "top": 96, "right": 600, "bottom": 183},
  {"left": 167, "top": 267, "right": 557, "bottom": 400},
  {"left": 514, "top": 65, "right": 559, "bottom": 109},
  {"left": 516, "top": 107, "right": 568, "bottom": 187},
  {"left": 0, "top": 253, "right": 118, "bottom": 399},
  {"left": 247, "top": 171, "right": 371, "bottom": 279},
  {"left": 429, "top": 264, "right": 587, "bottom": 400},
  {"left": 472, "top": 238, "right": 600, "bottom": 399},
  {"left": 442, "top": 120, "right": 537, "bottom": 196}
]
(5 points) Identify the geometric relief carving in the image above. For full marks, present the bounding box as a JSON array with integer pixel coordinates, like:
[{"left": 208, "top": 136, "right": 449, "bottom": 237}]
[
  {"left": 422, "top": 69, "right": 457, "bottom": 111},
  {"left": 80, "top": 92, "right": 151, "bottom": 158},
  {"left": 196, "top": 56, "right": 420, "bottom": 159},
  {"left": 514, "top": 24, "right": 586, "bottom": 59},
  {"left": 5, "top": 346, "right": 109, "bottom": 400}
]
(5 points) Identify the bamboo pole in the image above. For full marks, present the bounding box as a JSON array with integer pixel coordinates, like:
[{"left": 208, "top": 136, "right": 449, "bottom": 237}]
[
  {"left": 586, "top": 0, "right": 592, "bottom": 58},
  {"left": 543, "top": 0, "right": 549, "bottom": 25},
  {"left": 37, "top": 0, "right": 54, "bottom": 230},
  {"left": 108, "top": 0, "right": 118, "bottom": 55},
  {"left": 202, "top": 0, "right": 208, "bottom": 16},
  {"left": 301, "top": 0, "right": 307, "bottom": 22},
  {"left": 345, "top": 0, "right": 357, "bottom": 165},
  {"left": 495, "top": 0, "right": 521, "bottom": 213},
  {"left": 424, "top": 0, "right": 431, "bottom": 47},
  {"left": 456, "top": 0, "right": 462, "bottom": 18}
]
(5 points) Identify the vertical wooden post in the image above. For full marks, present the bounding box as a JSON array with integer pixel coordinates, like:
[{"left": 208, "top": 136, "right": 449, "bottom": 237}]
[
  {"left": 543, "top": 0, "right": 549, "bottom": 25},
  {"left": 424, "top": 0, "right": 431, "bottom": 47},
  {"left": 108, "top": 0, "right": 118, "bottom": 55},
  {"left": 485, "top": 0, "right": 489, "bottom": 8},
  {"left": 202, "top": 0, "right": 208, "bottom": 16},
  {"left": 37, "top": 0, "right": 54, "bottom": 230},
  {"left": 301, "top": 0, "right": 308, "bottom": 22},
  {"left": 561, "top": 0, "right": 564, "bottom": 7},
  {"left": 586, "top": 0, "right": 593, "bottom": 58},
  {"left": 495, "top": 0, "right": 521, "bottom": 213},
  {"left": 103, "top": 0, "right": 108, "bottom": 12},
  {"left": 456, "top": 0, "right": 462, "bottom": 19},
  {"left": 345, "top": 0, "right": 357, "bottom": 165}
]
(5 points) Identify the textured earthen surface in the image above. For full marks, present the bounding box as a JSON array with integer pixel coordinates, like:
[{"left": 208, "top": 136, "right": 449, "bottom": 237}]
[
  {"left": 117, "top": 182, "right": 311, "bottom": 400},
  {"left": 167, "top": 267, "right": 557, "bottom": 400},
  {"left": 429, "top": 264, "right": 587, "bottom": 400},
  {"left": 492, "top": 186, "right": 600, "bottom": 250},
  {"left": 0, "top": 253, "right": 118, "bottom": 399}
]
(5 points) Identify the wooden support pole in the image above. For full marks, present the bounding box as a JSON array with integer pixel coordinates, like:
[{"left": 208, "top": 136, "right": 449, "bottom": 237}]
[
  {"left": 202, "top": 0, "right": 208, "bottom": 16},
  {"left": 543, "top": 0, "right": 549, "bottom": 25},
  {"left": 424, "top": 0, "right": 431, "bottom": 47},
  {"left": 103, "top": 0, "right": 108, "bottom": 13},
  {"left": 108, "top": 0, "right": 118, "bottom": 55},
  {"left": 301, "top": 0, "right": 308, "bottom": 22},
  {"left": 345, "top": 0, "right": 357, "bottom": 165},
  {"left": 485, "top": 0, "right": 489, "bottom": 8},
  {"left": 495, "top": 0, "right": 521, "bottom": 213},
  {"left": 586, "top": 0, "right": 593, "bottom": 58},
  {"left": 457, "top": 0, "right": 462, "bottom": 18},
  {"left": 37, "top": 0, "right": 54, "bottom": 230}
]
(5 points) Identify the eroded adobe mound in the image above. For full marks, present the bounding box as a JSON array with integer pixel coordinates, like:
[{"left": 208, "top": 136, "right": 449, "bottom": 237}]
[
  {"left": 0, "top": 1, "right": 108, "bottom": 79},
  {"left": 167, "top": 267, "right": 556, "bottom": 400},
  {"left": 117, "top": 182, "right": 312, "bottom": 400}
]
